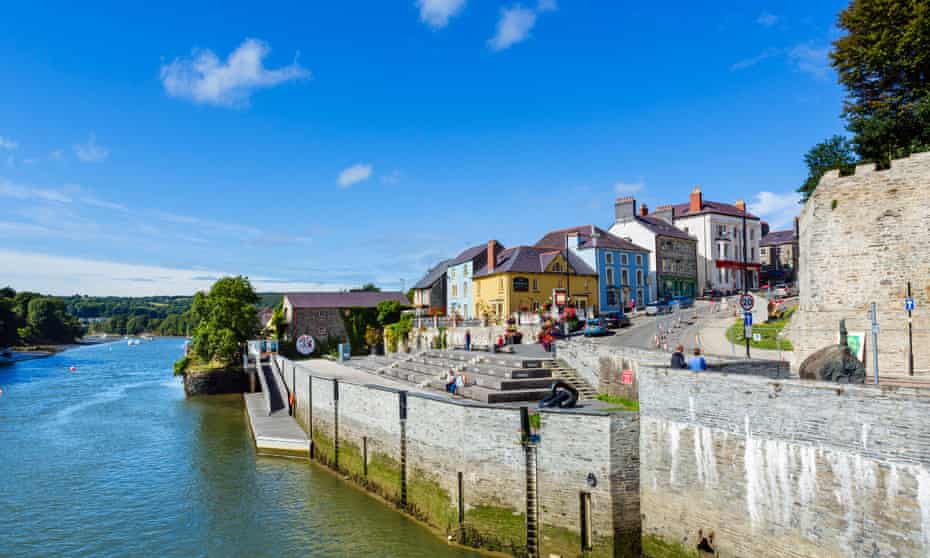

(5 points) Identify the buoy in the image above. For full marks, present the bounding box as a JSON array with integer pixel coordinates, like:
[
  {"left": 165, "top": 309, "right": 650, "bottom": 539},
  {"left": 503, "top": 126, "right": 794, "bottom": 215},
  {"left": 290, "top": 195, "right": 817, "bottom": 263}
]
[
  {"left": 0, "top": 387, "right": 4, "bottom": 396},
  {"left": 69, "top": 366, "right": 76, "bottom": 373}
]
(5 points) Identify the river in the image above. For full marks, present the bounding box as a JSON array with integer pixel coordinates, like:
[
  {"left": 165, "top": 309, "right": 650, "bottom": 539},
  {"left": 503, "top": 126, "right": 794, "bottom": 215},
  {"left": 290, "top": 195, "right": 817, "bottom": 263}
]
[{"left": 0, "top": 338, "right": 482, "bottom": 557}]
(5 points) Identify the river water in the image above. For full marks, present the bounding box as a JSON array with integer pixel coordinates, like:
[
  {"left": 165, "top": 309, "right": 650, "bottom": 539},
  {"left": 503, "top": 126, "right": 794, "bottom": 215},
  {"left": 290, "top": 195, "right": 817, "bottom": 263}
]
[{"left": 0, "top": 338, "right": 481, "bottom": 557}]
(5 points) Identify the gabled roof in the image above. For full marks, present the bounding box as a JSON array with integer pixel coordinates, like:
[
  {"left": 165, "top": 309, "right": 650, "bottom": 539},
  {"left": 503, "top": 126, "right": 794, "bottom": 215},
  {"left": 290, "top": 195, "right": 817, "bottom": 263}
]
[
  {"left": 633, "top": 215, "right": 696, "bottom": 240},
  {"left": 535, "top": 224, "right": 650, "bottom": 252},
  {"left": 284, "top": 291, "right": 409, "bottom": 309},
  {"left": 474, "top": 246, "right": 597, "bottom": 278},
  {"left": 760, "top": 230, "right": 797, "bottom": 246},
  {"left": 412, "top": 259, "right": 453, "bottom": 290},
  {"left": 665, "top": 200, "right": 760, "bottom": 220},
  {"left": 449, "top": 243, "right": 488, "bottom": 266}
]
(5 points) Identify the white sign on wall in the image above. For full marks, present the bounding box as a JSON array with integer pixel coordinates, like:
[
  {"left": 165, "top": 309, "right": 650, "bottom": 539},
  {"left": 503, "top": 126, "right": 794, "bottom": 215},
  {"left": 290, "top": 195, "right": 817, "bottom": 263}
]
[{"left": 296, "top": 335, "right": 316, "bottom": 356}]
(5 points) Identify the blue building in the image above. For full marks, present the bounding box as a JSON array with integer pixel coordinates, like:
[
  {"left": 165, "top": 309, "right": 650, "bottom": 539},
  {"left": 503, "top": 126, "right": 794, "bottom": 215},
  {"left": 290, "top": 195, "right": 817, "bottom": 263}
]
[
  {"left": 445, "top": 241, "right": 499, "bottom": 320},
  {"left": 536, "top": 225, "right": 651, "bottom": 315}
]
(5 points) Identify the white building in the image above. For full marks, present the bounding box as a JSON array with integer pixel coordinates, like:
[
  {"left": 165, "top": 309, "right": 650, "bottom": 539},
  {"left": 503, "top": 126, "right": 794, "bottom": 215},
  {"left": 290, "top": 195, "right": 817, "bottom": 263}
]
[{"left": 650, "top": 187, "right": 762, "bottom": 293}]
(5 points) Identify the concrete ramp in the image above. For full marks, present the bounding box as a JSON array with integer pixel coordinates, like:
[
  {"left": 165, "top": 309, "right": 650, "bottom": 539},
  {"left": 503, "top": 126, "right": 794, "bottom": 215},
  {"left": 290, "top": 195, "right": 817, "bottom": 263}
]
[{"left": 244, "top": 393, "right": 308, "bottom": 457}]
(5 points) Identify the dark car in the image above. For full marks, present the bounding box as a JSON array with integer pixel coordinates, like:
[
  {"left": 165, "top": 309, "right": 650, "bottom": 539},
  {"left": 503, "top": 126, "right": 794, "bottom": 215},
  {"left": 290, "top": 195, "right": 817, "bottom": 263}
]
[
  {"left": 599, "top": 311, "right": 631, "bottom": 329},
  {"left": 700, "top": 288, "right": 723, "bottom": 300},
  {"left": 670, "top": 295, "right": 694, "bottom": 309}
]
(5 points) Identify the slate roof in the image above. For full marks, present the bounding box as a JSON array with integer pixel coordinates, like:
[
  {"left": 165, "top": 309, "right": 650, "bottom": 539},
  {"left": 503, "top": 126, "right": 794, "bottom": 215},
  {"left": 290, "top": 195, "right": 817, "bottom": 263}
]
[
  {"left": 760, "top": 229, "right": 797, "bottom": 246},
  {"left": 634, "top": 215, "right": 696, "bottom": 240},
  {"left": 449, "top": 243, "right": 489, "bottom": 266},
  {"left": 535, "top": 225, "right": 650, "bottom": 252},
  {"left": 412, "top": 259, "right": 453, "bottom": 290},
  {"left": 665, "top": 200, "right": 760, "bottom": 220},
  {"left": 474, "top": 245, "right": 597, "bottom": 278},
  {"left": 284, "top": 291, "right": 409, "bottom": 309}
]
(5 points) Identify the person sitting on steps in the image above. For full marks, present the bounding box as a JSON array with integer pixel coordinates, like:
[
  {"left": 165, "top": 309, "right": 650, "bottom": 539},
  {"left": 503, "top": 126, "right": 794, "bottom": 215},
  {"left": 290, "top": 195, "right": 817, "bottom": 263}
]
[
  {"left": 688, "top": 347, "right": 707, "bottom": 371},
  {"left": 671, "top": 345, "right": 687, "bottom": 369}
]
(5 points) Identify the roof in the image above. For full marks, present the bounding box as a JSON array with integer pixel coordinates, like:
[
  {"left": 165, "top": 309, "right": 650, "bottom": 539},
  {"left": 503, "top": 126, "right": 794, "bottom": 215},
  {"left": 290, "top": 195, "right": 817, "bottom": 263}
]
[
  {"left": 665, "top": 200, "right": 760, "bottom": 220},
  {"left": 449, "top": 243, "right": 489, "bottom": 266},
  {"left": 474, "top": 245, "right": 598, "bottom": 278},
  {"left": 535, "top": 224, "right": 650, "bottom": 252},
  {"left": 760, "top": 230, "right": 797, "bottom": 246},
  {"left": 629, "top": 215, "right": 696, "bottom": 240},
  {"left": 284, "top": 291, "right": 409, "bottom": 309},
  {"left": 412, "top": 259, "right": 453, "bottom": 289}
]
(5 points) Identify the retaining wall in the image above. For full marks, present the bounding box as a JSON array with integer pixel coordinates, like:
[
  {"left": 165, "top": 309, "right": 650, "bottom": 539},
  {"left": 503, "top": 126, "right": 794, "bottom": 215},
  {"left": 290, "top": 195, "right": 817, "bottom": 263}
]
[{"left": 275, "top": 356, "right": 640, "bottom": 557}]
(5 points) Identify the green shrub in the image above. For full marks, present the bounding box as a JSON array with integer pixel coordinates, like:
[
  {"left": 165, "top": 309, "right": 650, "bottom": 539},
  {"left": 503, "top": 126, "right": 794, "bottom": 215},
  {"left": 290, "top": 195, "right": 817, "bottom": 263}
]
[{"left": 173, "top": 355, "right": 190, "bottom": 376}]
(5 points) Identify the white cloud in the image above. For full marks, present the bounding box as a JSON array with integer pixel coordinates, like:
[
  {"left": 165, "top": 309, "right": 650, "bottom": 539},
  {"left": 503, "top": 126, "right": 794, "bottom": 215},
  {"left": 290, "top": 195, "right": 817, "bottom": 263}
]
[
  {"left": 74, "top": 133, "right": 109, "bottom": 162},
  {"left": 417, "top": 0, "right": 467, "bottom": 29},
  {"left": 160, "top": 38, "right": 310, "bottom": 108},
  {"left": 0, "top": 136, "right": 17, "bottom": 150},
  {"left": 488, "top": 6, "right": 537, "bottom": 51},
  {"left": 81, "top": 196, "right": 128, "bottom": 212},
  {"left": 749, "top": 191, "right": 801, "bottom": 229},
  {"left": 380, "top": 170, "right": 403, "bottom": 185},
  {"left": 756, "top": 12, "right": 780, "bottom": 27},
  {"left": 0, "top": 249, "right": 351, "bottom": 296},
  {"left": 338, "top": 163, "right": 374, "bottom": 188},
  {"left": 788, "top": 43, "right": 831, "bottom": 79},
  {"left": 614, "top": 180, "right": 644, "bottom": 195},
  {"left": 0, "top": 179, "right": 74, "bottom": 203},
  {"left": 730, "top": 47, "right": 781, "bottom": 71}
]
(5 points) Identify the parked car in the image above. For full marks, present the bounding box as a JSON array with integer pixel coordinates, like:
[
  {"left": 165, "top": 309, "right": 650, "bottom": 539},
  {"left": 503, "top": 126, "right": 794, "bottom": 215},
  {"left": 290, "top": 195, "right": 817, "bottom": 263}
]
[
  {"left": 599, "top": 311, "right": 631, "bottom": 329},
  {"left": 773, "top": 284, "right": 789, "bottom": 298},
  {"left": 645, "top": 299, "right": 671, "bottom": 316},
  {"left": 700, "top": 288, "right": 723, "bottom": 300},
  {"left": 669, "top": 295, "right": 694, "bottom": 309},
  {"left": 583, "top": 318, "right": 609, "bottom": 337}
]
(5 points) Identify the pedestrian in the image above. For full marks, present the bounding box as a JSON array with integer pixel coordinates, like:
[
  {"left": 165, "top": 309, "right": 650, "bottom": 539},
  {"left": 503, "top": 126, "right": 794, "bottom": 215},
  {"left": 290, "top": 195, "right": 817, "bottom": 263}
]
[
  {"left": 688, "top": 347, "right": 707, "bottom": 371},
  {"left": 445, "top": 369, "right": 457, "bottom": 394},
  {"left": 671, "top": 345, "right": 687, "bottom": 369},
  {"left": 465, "top": 329, "right": 472, "bottom": 352}
]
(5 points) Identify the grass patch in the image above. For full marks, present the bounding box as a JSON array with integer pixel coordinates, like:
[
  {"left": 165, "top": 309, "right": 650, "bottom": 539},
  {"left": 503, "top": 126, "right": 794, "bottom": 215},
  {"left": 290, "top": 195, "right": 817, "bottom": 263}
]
[
  {"left": 540, "top": 523, "right": 621, "bottom": 558},
  {"left": 726, "top": 307, "right": 795, "bottom": 351},
  {"left": 311, "top": 425, "right": 336, "bottom": 466},
  {"left": 407, "top": 471, "right": 458, "bottom": 533},
  {"left": 596, "top": 393, "right": 640, "bottom": 412},
  {"left": 462, "top": 505, "right": 527, "bottom": 555},
  {"left": 643, "top": 534, "right": 699, "bottom": 558},
  {"left": 365, "top": 452, "right": 402, "bottom": 501}
]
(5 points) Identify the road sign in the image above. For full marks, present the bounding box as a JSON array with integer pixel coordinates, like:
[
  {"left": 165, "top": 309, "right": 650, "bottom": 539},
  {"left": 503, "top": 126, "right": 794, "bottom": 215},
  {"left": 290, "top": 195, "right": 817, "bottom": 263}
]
[
  {"left": 743, "top": 312, "right": 753, "bottom": 326},
  {"left": 753, "top": 333, "right": 762, "bottom": 342},
  {"left": 621, "top": 370, "right": 634, "bottom": 385},
  {"left": 739, "top": 294, "right": 755, "bottom": 311},
  {"left": 296, "top": 335, "right": 316, "bottom": 355},
  {"left": 906, "top": 297, "right": 916, "bottom": 312}
]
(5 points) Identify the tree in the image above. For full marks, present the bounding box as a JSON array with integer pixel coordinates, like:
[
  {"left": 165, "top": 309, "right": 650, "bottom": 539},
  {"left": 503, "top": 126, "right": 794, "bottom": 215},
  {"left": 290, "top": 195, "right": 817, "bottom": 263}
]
[
  {"left": 0, "top": 296, "right": 18, "bottom": 347},
  {"left": 18, "top": 297, "right": 83, "bottom": 343},
  {"left": 190, "top": 276, "right": 259, "bottom": 366},
  {"left": 798, "top": 135, "right": 857, "bottom": 201},
  {"left": 352, "top": 283, "right": 381, "bottom": 292},
  {"left": 269, "top": 304, "right": 287, "bottom": 340},
  {"left": 831, "top": 0, "right": 930, "bottom": 165},
  {"left": 376, "top": 300, "right": 404, "bottom": 326}
]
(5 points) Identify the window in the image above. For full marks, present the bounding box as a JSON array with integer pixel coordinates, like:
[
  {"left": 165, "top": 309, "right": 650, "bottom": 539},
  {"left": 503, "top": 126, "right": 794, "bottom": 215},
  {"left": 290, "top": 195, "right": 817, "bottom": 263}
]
[
  {"left": 463, "top": 283, "right": 468, "bottom": 296},
  {"left": 532, "top": 301, "right": 540, "bottom": 312},
  {"left": 498, "top": 278, "right": 504, "bottom": 293},
  {"left": 605, "top": 253, "right": 614, "bottom": 265},
  {"left": 750, "top": 229, "right": 755, "bottom": 240},
  {"left": 606, "top": 290, "right": 619, "bottom": 306},
  {"left": 750, "top": 247, "right": 755, "bottom": 260},
  {"left": 463, "top": 304, "right": 468, "bottom": 318},
  {"left": 450, "top": 269, "right": 456, "bottom": 280},
  {"left": 464, "top": 264, "right": 470, "bottom": 277},
  {"left": 621, "top": 254, "right": 629, "bottom": 265},
  {"left": 318, "top": 327, "right": 328, "bottom": 336},
  {"left": 558, "top": 279, "right": 563, "bottom": 288},
  {"left": 552, "top": 262, "right": 562, "bottom": 272},
  {"left": 532, "top": 278, "right": 539, "bottom": 291},
  {"left": 452, "top": 285, "right": 458, "bottom": 297},
  {"left": 621, "top": 269, "right": 629, "bottom": 287},
  {"left": 636, "top": 254, "right": 643, "bottom": 266},
  {"left": 606, "top": 267, "right": 615, "bottom": 285},
  {"left": 636, "top": 269, "right": 643, "bottom": 285},
  {"left": 584, "top": 280, "right": 589, "bottom": 290}
]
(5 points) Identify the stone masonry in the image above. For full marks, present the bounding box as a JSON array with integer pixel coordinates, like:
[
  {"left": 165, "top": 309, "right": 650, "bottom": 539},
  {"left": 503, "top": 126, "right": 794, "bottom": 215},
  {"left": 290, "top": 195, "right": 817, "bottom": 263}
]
[{"left": 793, "top": 151, "right": 930, "bottom": 376}]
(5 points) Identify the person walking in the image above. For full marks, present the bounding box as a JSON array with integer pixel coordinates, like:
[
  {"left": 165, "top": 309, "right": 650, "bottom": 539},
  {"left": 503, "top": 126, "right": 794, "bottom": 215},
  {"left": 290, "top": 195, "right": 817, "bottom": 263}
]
[
  {"left": 688, "top": 347, "right": 707, "bottom": 371},
  {"left": 671, "top": 345, "right": 687, "bottom": 369},
  {"left": 465, "top": 329, "right": 472, "bottom": 352}
]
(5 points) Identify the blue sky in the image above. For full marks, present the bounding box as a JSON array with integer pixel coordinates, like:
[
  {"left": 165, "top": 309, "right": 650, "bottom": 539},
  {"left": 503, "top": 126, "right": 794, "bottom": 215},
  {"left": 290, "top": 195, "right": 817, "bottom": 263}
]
[{"left": 0, "top": 1, "right": 848, "bottom": 296}]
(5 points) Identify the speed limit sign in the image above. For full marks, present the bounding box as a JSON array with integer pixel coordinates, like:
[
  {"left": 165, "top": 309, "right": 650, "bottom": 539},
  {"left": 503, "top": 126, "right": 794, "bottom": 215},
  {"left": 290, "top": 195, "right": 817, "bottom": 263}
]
[{"left": 739, "top": 294, "right": 755, "bottom": 311}]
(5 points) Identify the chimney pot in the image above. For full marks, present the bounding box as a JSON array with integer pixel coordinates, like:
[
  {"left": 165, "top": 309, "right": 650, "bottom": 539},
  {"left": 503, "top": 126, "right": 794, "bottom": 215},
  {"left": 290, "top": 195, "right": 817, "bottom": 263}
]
[
  {"left": 735, "top": 199, "right": 746, "bottom": 212},
  {"left": 640, "top": 204, "right": 649, "bottom": 216},
  {"left": 487, "top": 240, "right": 498, "bottom": 273}
]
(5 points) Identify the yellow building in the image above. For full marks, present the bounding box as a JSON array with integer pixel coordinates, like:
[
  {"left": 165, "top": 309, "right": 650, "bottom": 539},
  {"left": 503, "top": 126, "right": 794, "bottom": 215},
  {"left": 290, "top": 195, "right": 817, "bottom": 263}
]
[{"left": 472, "top": 242, "right": 598, "bottom": 320}]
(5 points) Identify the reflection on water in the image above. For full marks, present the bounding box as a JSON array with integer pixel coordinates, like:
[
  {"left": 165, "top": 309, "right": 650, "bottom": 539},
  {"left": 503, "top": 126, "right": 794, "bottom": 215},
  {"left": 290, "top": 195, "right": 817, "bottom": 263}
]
[{"left": 0, "top": 339, "right": 480, "bottom": 557}]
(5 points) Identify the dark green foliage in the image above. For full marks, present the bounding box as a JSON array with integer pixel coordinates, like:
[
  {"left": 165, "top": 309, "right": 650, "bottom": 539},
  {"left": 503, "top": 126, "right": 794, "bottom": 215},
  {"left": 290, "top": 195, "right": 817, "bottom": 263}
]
[
  {"left": 189, "top": 276, "right": 259, "bottom": 366},
  {"left": 0, "top": 288, "right": 83, "bottom": 345},
  {"left": 342, "top": 307, "right": 379, "bottom": 355},
  {"left": 352, "top": 283, "right": 381, "bottom": 292},
  {"left": 798, "top": 136, "right": 857, "bottom": 200},
  {"left": 173, "top": 356, "right": 190, "bottom": 376},
  {"left": 268, "top": 304, "right": 287, "bottom": 340},
  {"left": 376, "top": 300, "right": 404, "bottom": 326},
  {"left": 831, "top": 0, "right": 930, "bottom": 165}
]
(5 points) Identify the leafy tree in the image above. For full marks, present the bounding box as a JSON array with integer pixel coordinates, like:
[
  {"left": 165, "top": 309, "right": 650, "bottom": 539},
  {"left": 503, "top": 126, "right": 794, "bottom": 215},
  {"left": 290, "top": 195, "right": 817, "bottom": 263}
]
[
  {"left": 125, "top": 314, "right": 149, "bottom": 335},
  {"left": 831, "top": 0, "right": 930, "bottom": 165},
  {"left": 269, "top": 304, "right": 287, "bottom": 340},
  {"left": 798, "top": 135, "right": 857, "bottom": 200},
  {"left": 18, "top": 297, "right": 83, "bottom": 343},
  {"left": 190, "top": 276, "right": 259, "bottom": 366},
  {"left": 0, "top": 296, "right": 18, "bottom": 347},
  {"left": 352, "top": 283, "right": 381, "bottom": 292},
  {"left": 376, "top": 300, "right": 404, "bottom": 326},
  {"left": 405, "top": 288, "right": 415, "bottom": 304}
]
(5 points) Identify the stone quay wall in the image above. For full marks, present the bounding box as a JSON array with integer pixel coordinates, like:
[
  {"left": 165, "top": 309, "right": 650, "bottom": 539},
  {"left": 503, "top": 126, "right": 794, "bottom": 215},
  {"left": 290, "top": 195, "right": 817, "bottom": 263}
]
[
  {"left": 275, "top": 355, "right": 641, "bottom": 557},
  {"left": 793, "top": 151, "right": 930, "bottom": 376},
  {"left": 638, "top": 367, "right": 930, "bottom": 557}
]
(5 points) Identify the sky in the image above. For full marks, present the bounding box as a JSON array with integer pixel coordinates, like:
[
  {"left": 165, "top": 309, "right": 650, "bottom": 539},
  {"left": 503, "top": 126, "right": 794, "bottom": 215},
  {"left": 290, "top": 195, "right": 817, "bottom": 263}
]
[{"left": 0, "top": 1, "right": 849, "bottom": 296}]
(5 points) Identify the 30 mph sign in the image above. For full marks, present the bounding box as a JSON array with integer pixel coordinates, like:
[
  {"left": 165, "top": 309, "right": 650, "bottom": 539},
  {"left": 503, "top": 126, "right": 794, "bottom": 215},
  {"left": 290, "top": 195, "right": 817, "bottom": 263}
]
[{"left": 739, "top": 294, "right": 755, "bottom": 311}]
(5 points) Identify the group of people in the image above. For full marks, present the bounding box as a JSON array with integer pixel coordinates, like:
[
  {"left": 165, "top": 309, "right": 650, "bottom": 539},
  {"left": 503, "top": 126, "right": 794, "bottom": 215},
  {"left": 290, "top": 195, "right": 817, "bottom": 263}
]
[
  {"left": 671, "top": 345, "right": 707, "bottom": 371},
  {"left": 445, "top": 369, "right": 466, "bottom": 395}
]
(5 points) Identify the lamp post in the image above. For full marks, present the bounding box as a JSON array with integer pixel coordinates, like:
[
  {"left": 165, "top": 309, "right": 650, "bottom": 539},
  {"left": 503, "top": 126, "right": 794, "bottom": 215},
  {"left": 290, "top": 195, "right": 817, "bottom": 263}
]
[{"left": 742, "top": 207, "right": 750, "bottom": 358}]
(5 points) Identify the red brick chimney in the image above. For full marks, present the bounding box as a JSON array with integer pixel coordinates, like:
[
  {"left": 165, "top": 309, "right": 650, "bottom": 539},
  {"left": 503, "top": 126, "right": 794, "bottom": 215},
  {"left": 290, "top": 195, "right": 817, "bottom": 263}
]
[
  {"left": 640, "top": 203, "right": 649, "bottom": 216},
  {"left": 487, "top": 240, "right": 499, "bottom": 273},
  {"left": 735, "top": 199, "right": 746, "bottom": 212},
  {"left": 689, "top": 187, "right": 702, "bottom": 213}
]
